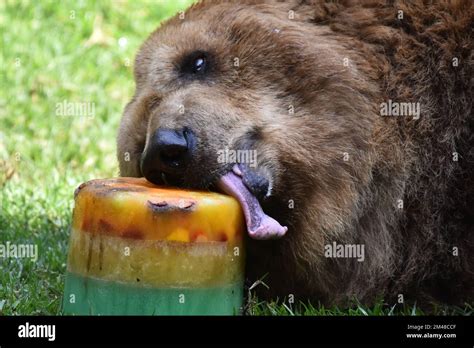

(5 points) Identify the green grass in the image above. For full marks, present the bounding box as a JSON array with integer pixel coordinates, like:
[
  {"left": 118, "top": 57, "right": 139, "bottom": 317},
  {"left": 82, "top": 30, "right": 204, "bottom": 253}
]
[
  {"left": 245, "top": 291, "right": 473, "bottom": 316},
  {"left": 0, "top": 0, "right": 470, "bottom": 316}
]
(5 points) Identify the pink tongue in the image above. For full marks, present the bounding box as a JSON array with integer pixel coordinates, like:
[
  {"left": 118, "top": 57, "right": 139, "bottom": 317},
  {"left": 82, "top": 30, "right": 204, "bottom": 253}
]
[{"left": 217, "top": 168, "right": 287, "bottom": 240}]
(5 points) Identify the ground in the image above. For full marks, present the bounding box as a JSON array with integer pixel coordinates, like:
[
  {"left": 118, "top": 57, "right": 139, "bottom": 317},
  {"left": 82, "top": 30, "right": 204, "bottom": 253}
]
[{"left": 0, "top": 0, "right": 471, "bottom": 316}]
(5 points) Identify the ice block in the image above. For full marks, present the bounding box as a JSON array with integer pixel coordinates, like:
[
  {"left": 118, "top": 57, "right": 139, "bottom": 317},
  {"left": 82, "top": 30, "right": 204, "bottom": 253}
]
[{"left": 62, "top": 178, "right": 245, "bottom": 315}]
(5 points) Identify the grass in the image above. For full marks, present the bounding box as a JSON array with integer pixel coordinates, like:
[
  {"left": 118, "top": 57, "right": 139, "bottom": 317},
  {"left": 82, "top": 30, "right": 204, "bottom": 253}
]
[
  {"left": 0, "top": 0, "right": 470, "bottom": 316},
  {"left": 245, "top": 290, "right": 473, "bottom": 316}
]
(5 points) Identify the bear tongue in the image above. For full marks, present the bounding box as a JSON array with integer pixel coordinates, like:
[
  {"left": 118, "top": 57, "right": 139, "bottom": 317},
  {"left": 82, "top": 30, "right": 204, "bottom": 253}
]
[{"left": 217, "top": 168, "right": 287, "bottom": 240}]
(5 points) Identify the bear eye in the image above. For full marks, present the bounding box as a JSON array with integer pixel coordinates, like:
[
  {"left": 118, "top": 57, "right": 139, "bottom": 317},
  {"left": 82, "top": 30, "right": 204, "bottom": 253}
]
[
  {"left": 193, "top": 56, "right": 206, "bottom": 73},
  {"left": 180, "top": 51, "right": 211, "bottom": 77}
]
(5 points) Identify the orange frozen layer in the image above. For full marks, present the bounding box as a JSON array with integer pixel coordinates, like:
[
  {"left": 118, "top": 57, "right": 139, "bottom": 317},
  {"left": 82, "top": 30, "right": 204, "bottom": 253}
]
[{"left": 72, "top": 177, "right": 245, "bottom": 243}]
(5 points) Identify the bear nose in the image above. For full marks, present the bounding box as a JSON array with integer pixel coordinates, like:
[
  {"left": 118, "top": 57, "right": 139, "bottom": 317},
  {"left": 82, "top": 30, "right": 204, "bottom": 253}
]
[{"left": 141, "top": 127, "right": 194, "bottom": 185}]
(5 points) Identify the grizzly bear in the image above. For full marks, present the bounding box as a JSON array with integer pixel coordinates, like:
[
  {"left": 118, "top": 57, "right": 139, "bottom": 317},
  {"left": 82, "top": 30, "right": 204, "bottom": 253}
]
[{"left": 117, "top": 0, "right": 473, "bottom": 307}]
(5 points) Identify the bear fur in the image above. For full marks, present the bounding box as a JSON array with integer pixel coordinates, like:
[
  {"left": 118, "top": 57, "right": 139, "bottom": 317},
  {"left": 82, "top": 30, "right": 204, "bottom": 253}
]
[{"left": 117, "top": 0, "right": 473, "bottom": 306}]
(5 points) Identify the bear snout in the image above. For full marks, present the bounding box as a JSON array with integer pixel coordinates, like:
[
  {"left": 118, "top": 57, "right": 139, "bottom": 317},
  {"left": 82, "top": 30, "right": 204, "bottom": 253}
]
[{"left": 140, "top": 127, "right": 197, "bottom": 186}]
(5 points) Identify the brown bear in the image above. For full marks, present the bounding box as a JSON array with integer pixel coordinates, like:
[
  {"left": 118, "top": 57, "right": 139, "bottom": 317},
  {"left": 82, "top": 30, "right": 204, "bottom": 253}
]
[{"left": 117, "top": 0, "right": 473, "bottom": 307}]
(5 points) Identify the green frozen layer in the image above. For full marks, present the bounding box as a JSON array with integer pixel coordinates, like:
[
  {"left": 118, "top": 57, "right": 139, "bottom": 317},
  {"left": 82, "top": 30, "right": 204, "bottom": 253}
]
[{"left": 63, "top": 272, "right": 244, "bottom": 315}]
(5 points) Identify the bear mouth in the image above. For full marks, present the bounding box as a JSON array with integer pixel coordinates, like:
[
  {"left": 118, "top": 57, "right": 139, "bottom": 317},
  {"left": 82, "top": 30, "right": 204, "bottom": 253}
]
[
  {"left": 217, "top": 164, "right": 287, "bottom": 240},
  {"left": 145, "top": 161, "right": 288, "bottom": 240}
]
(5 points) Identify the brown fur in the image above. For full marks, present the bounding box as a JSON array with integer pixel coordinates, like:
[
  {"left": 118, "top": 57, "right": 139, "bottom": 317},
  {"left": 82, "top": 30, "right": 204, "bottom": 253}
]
[{"left": 117, "top": 0, "right": 473, "bottom": 306}]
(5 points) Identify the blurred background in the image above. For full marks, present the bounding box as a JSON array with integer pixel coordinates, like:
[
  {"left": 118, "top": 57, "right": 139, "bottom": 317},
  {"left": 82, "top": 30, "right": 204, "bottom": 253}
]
[{"left": 0, "top": 0, "right": 195, "bottom": 315}]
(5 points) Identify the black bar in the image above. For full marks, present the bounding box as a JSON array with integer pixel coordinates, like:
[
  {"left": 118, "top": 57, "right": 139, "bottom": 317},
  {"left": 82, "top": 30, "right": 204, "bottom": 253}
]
[{"left": 0, "top": 316, "right": 472, "bottom": 345}]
